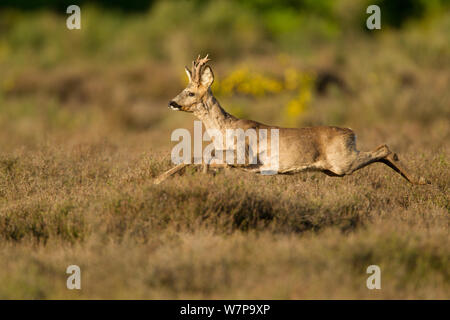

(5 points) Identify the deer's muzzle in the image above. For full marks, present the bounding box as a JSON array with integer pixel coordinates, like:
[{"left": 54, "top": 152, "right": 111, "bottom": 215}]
[{"left": 168, "top": 101, "right": 182, "bottom": 110}]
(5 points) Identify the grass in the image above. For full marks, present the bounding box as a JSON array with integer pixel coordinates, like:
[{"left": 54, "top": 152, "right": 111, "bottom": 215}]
[{"left": 0, "top": 3, "right": 448, "bottom": 299}]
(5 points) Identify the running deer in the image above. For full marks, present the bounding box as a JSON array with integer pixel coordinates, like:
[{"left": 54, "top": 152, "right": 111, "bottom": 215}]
[{"left": 155, "top": 55, "right": 428, "bottom": 185}]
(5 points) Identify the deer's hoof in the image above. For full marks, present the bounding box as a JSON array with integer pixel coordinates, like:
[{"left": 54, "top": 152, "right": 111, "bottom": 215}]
[{"left": 416, "top": 176, "right": 430, "bottom": 185}]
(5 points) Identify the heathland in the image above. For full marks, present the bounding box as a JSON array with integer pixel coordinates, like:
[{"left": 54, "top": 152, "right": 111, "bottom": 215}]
[{"left": 0, "top": 0, "right": 448, "bottom": 298}]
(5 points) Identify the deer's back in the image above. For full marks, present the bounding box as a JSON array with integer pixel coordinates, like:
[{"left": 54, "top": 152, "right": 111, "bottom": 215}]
[
  {"left": 231, "top": 119, "right": 357, "bottom": 172},
  {"left": 277, "top": 126, "right": 356, "bottom": 171}
]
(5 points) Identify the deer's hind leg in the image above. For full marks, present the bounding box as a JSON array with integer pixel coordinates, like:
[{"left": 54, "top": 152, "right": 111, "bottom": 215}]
[
  {"left": 347, "top": 144, "right": 428, "bottom": 185},
  {"left": 377, "top": 152, "right": 428, "bottom": 185},
  {"left": 348, "top": 144, "right": 391, "bottom": 173}
]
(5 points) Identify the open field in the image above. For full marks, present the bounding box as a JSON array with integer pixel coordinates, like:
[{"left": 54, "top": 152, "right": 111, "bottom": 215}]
[{"left": 0, "top": 1, "right": 448, "bottom": 298}]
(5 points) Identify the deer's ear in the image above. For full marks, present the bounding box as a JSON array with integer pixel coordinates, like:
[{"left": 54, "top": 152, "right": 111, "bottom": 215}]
[
  {"left": 200, "top": 66, "right": 214, "bottom": 87},
  {"left": 184, "top": 66, "right": 192, "bottom": 82}
]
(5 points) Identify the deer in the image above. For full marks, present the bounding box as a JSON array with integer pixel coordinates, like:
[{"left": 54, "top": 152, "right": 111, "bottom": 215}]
[{"left": 155, "top": 55, "right": 428, "bottom": 185}]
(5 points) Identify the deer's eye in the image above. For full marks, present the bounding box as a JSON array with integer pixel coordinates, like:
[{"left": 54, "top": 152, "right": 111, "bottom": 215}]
[{"left": 188, "top": 92, "right": 195, "bottom": 97}]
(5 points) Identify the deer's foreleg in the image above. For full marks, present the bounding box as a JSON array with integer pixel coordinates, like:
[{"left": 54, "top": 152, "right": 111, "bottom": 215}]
[
  {"left": 154, "top": 162, "right": 230, "bottom": 185},
  {"left": 154, "top": 163, "right": 189, "bottom": 185}
]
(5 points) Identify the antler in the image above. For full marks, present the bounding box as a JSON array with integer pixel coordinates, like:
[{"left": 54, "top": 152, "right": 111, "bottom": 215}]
[{"left": 191, "top": 54, "right": 211, "bottom": 83}]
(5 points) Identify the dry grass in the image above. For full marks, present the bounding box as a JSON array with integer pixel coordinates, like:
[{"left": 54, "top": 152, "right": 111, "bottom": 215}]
[
  {"left": 0, "top": 99, "right": 447, "bottom": 299},
  {"left": 0, "top": 6, "right": 448, "bottom": 299}
]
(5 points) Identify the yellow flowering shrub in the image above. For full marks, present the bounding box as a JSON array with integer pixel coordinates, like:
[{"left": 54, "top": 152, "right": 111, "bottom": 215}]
[
  {"left": 213, "top": 66, "right": 283, "bottom": 97},
  {"left": 283, "top": 70, "right": 315, "bottom": 125}
]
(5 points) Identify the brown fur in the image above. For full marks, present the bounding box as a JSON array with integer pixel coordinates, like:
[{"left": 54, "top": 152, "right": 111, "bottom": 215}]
[{"left": 158, "top": 56, "right": 428, "bottom": 185}]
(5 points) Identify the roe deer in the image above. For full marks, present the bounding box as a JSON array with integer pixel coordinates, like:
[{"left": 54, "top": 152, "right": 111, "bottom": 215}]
[{"left": 155, "top": 55, "right": 427, "bottom": 185}]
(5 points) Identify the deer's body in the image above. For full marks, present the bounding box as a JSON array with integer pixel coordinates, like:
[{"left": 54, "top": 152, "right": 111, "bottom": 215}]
[{"left": 156, "top": 55, "right": 427, "bottom": 185}]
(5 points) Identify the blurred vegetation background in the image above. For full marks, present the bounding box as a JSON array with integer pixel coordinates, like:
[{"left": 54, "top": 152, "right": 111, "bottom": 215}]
[
  {"left": 2, "top": 0, "right": 448, "bottom": 61},
  {"left": 0, "top": 0, "right": 449, "bottom": 137},
  {"left": 0, "top": 0, "right": 448, "bottom": 299}
]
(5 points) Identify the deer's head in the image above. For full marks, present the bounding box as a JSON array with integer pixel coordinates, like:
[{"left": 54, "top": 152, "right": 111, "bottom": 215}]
[{"left": 168, "top": 55, "right": 214, "bottom": 113}]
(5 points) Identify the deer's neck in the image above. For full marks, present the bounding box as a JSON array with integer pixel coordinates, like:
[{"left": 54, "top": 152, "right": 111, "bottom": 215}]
[{"left": 195, "top": 93, "right": 236, "bottom": 133}]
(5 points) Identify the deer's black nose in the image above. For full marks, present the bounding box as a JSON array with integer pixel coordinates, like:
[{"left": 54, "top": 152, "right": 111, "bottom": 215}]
[{"left": 168, "top": 101, "right": 181, "bottom": 110}]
